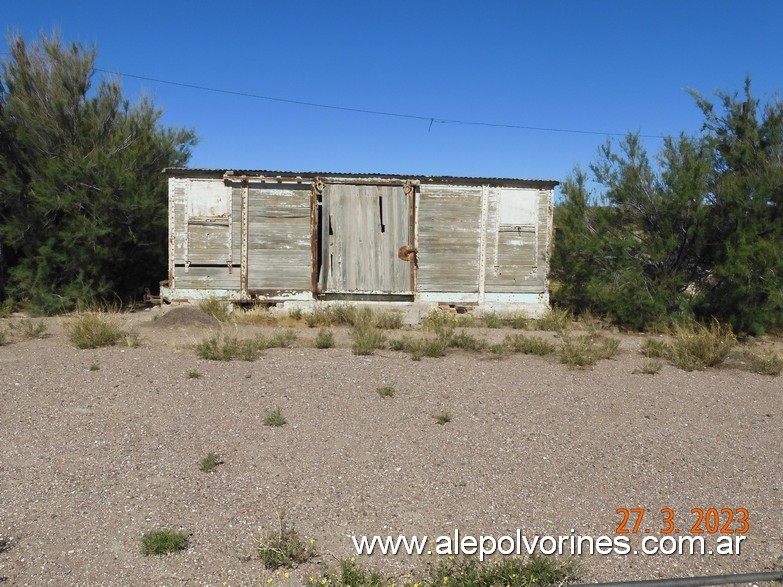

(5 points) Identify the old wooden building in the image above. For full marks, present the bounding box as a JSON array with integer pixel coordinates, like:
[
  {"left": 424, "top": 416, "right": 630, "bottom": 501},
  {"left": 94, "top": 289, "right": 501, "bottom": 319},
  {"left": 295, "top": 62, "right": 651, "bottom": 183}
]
[{"left": 161, "top": 168, "right": 557, "bottom": 315}]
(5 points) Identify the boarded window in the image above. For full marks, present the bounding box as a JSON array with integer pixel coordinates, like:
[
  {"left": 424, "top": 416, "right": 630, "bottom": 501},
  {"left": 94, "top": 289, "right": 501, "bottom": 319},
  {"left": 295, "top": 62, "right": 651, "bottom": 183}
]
[
  {"left": 188, "top": 180, "right": 230, "bottom": 219},
  {"left": 498, "top": 188, "right": 538, "bottom": 228}
]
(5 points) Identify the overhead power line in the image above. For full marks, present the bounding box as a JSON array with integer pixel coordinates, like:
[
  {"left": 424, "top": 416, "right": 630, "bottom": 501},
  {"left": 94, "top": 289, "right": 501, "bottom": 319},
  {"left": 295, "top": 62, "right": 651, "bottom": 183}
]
[
  {"left": 95, "top": 67, "right": 664, "bottom": 139},
  {"left": 0, "top": 49, "right": 663, "bottom": 138}
]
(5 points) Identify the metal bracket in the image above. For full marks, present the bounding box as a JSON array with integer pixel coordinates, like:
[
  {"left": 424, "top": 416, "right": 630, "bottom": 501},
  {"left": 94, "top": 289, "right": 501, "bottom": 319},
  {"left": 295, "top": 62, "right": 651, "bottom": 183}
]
[
  {"left": 314, "top": 177, "right": 325, "bottom": 194},
  {"left": 403, "top": 180, "right": 413, "bottom": 196}
]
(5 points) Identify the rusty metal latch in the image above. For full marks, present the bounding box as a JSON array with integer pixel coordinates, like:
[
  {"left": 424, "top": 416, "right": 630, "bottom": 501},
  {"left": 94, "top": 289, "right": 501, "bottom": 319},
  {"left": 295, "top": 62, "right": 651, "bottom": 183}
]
[
  {"left": 227, "top": 259, "right": 233, "bottom": 274},
  {"left": 398, "top": 245, "right": 417, "bottom": 266}
]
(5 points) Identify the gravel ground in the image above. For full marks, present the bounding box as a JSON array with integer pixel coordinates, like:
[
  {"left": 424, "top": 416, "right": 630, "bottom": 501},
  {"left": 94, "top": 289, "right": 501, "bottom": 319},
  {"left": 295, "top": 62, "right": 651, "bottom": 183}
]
[{"left": 1, "top": 307, "right": 782, "bottom": 586}]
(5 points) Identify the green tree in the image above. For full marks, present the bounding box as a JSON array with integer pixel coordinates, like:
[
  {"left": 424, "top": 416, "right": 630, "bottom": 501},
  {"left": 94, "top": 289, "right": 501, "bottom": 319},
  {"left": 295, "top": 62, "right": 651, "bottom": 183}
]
[
  {"left": 690, "top": 79, "right": 783, "bottom": 334},
  {"left": 553, "top": 79, "right": 783, "bottom": 334},
  {"left": 552, "top": 134, "right": 711, "bottom": 330},
  {"left": 0, "top": 33, "right": 197, "bottom": 313}
]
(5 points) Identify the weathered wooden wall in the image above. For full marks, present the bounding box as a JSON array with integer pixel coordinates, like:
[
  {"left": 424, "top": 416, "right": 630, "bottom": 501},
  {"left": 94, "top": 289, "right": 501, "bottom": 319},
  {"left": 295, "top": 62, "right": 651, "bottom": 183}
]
[{"left": 166, "top": 173, "right": 554, "bottom": 303}]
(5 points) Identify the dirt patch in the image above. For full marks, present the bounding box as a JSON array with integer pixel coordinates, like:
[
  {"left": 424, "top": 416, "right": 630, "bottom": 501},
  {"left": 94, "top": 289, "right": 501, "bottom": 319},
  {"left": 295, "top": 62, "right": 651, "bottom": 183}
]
[
  {"left": 1, "top": 317, "right": 781, "bottom": 585},
  {"left": 140, "top": 305, "right": 219, "bottom": 329}
]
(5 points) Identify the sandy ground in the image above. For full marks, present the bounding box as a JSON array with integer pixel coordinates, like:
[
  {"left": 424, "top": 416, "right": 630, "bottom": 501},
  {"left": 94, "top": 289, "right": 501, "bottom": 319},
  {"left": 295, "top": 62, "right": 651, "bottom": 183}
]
[{"left": 1, "top": 306, "right": 782, "bottom": 586}]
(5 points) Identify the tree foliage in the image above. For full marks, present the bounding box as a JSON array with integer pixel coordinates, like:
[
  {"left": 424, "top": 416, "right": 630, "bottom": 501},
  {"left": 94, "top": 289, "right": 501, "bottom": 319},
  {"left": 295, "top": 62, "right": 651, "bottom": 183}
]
[
  {"left": 0, "top": 33, "right": 197, "bottom": 313},
  {"left": 552, "top": 79, "right": 783, "bottom": 334}
]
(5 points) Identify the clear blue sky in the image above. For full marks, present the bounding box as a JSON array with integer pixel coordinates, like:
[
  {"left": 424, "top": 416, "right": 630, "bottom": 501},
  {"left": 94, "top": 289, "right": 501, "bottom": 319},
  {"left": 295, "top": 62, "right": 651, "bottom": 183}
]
[{"left": 3, "top": 1, "right": 782, "bottom": 184}]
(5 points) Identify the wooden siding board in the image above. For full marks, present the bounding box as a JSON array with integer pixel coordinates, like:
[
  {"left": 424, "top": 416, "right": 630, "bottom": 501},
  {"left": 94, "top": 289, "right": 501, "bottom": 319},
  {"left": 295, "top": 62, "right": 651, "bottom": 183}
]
[
  {"left": 416, "top": 186, "right": 481, "bottom": 292},
  {"left": 173, "top": 266, "right": 240, "bottom": 289}
]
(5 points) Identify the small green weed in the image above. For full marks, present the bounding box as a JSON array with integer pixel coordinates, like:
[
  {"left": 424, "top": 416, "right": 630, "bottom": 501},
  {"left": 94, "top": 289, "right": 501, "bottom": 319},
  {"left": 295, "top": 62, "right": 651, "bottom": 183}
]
[
  {"left": 289, "top": 308, "right": 304, "bottom": 321},
  {"left": 488, "top": 343, "right": 511, "bottom": 359},
  {"left": 141, "top": 529, "right": 188, "bottom": 556},
  {"left": 257, "top": 514, "right": 315, "bottom": 569},
  {"left": 263, "top": 406, "right": 287, "bottom": 427},
  {"left": 199, "top": 452, "right": 223, "bottom": 473},
  {"left": 377, "top": 385, "right": 396, "bottom": 398},
  {"left": 435, "top": 411, "right": 452, "bottom": 425},
  {"left": 504, "top": 334, "right": 555, "bottom": 356},
  {"left": 633, "top": 360, "right": 663, "bottom": 375},
  {"left": 350, "top": 322, "right": 386, "bottom": 355},
  {"left": 509, "top": 312, "right": 530, "bottom": 329},
  {"left": 199, "top": 297, "right": 231, "bottom": 322},
  {"left": 187, "top": 369, "right": 201, "bottom": 379},
  {"left": 17, "top": 318, "right": 47, "bottom": 339},
  {"left": 315, "top": 328, "right": 335, "bottom": 349},
  {"left": 89, "top": 362, "right": 100, "bottom": 372}
]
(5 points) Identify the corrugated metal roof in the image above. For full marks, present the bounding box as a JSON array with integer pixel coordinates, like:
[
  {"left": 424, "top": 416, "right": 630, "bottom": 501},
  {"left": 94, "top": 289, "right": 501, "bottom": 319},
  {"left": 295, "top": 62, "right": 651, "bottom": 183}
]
[{"left": 163, "top": 167, "right": 559, "bottom": 187}]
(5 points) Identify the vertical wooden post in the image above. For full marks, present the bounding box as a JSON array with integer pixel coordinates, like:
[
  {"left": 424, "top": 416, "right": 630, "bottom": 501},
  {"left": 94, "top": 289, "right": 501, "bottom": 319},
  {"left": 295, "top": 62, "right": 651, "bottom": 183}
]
[{"left": 240, "top": 180, "right": 249, "bottom": 296}]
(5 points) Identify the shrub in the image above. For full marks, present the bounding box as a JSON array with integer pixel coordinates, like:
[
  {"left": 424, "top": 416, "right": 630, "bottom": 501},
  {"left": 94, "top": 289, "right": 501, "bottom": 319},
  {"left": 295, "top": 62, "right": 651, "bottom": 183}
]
[
  {"left": 633, "top": 360, "right": 663, "bottom": 375},
  {"left": 481, "top": 312, "right": 502, "bottom": 328},
  {"left": 141, "top": 529, "right": 188, "bottom": 556},
  {"left": 509, "top": 313, "right": 529, "bottom": 329},
  {"left": 560, "top": 333, "right": 620, "bottom": 368},
  {"left": 504, "top": 334, "right": 555, "bottom": 356},
  {"left": 388, "top": 336, "right": 411, "bottom": 351},
  {"left": 642, "top": 338, "right": 669, "bottom": 358},
  {"left": 257, "top": 515, "right": 315, "bottom": 569},
  {"left": 199, "top": 452, "right": 223, "bottom": 473},
  {"left": 315, "top": 328, "right": 335, "bottom": 349},
  {"left": 269, "top": 329, "right": 298, "bottom": 348},
  {"left": 63, "top": 312, "right": 135, "bottom": 349},
  {"left": 537, "top": 307, "right": 572, "bottom": 332},
  {"left": 17, "top": 318, "right": 47, "bottom": 339},
  {"left": 741, "top": 349, "right": 783, "bottom": 376},
  {"left": 350, "top": 322, "right": 385, "bottom": 356},
  {"left": 232, "top": 305, "right": 278, "bottom": 325},
  {"left": 289, "top": 308, "right": 303, "bottom": 321},
  {"left": 372, "top": 311, "right": 403, "bottom": 330},
  {"left": 195, "top": 333, "right": 264, "bottom": 361},
  {"left": 448, "top": 331, "right": 488, "bottom": 352},
  {"left": 429, "top": 556, "right": 577, "bottom": 587},
  {"left": 488, "top": 343, "right": 511, "bottom": 359},
  {"left": 667, "top": 320, "right": 735, "bottom": 371},
  {"left": 263, "top": 407, "right": 287, "bottom": 427},
  {"left": 377, "top": 386, "right": 395, "bottom": 398},
  {"left": 199, "top": 297, "right": 231, "bottom": 322}
]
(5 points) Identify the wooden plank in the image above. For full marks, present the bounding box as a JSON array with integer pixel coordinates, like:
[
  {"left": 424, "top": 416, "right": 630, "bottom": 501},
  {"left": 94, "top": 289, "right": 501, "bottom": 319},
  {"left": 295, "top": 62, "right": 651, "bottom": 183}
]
[{"left": 173, "top": 266, "right": 240, "bottom": 289}]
